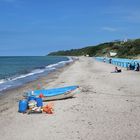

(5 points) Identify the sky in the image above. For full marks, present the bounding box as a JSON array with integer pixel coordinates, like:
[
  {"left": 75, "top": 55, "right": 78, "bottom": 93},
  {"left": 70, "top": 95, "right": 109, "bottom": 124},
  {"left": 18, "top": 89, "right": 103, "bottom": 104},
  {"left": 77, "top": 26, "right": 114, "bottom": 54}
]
[{"left": 0, "top": 0, "right": 140, "bottom": 56}]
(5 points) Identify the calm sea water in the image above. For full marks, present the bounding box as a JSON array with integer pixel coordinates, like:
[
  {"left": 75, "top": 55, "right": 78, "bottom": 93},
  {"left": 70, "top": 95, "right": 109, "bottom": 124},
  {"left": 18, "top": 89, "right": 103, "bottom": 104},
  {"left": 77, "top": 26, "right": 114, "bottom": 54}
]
[{"left": 0, "top": 56, "right": 73, "bottom": 92}]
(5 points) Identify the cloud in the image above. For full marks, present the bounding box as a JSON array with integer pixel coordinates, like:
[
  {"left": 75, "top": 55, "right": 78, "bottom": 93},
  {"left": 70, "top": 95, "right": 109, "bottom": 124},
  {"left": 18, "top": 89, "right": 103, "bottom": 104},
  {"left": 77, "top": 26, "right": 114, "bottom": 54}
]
[{"left": 101, "top": 27, "right": 117, "bottom": 32}]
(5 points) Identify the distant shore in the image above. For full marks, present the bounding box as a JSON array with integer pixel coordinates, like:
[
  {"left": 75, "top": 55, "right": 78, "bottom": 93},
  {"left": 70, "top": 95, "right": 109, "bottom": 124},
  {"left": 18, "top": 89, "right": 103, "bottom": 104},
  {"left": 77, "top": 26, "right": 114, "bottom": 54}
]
[{"left": 0, "top": 57, "right": 140, "bottom": 140}]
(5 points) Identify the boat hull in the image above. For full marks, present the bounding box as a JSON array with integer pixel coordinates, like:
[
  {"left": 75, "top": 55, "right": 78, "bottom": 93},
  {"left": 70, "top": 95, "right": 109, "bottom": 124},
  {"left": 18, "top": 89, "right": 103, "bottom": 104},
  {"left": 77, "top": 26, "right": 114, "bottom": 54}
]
[
  {"left": 24, "top": 85, "right": 79, "bottom": 101},
  {"left": 42, "top": 88, "right": 79, "bottom": 101}
]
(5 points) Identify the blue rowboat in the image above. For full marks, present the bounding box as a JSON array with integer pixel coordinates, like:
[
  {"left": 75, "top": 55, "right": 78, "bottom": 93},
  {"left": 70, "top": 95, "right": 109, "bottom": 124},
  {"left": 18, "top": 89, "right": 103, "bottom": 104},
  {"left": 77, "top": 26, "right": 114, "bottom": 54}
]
[{"left": 24, "top": 85, "right": 79, "bottom": 101}]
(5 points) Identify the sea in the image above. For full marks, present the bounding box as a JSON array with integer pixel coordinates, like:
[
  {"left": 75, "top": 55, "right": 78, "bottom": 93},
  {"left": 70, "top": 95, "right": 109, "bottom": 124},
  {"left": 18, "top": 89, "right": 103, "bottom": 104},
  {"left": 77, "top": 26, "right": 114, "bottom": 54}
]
[{"left": 0, "top": 56, "right": 73, "bottom": 92}]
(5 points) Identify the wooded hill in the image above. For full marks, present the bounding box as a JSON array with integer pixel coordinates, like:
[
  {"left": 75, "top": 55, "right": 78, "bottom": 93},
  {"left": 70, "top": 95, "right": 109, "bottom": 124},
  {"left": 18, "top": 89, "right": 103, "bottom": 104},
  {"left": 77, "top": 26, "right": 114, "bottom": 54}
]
[{"left": 48, "top": 38, "right": 140, "bottom": 58}]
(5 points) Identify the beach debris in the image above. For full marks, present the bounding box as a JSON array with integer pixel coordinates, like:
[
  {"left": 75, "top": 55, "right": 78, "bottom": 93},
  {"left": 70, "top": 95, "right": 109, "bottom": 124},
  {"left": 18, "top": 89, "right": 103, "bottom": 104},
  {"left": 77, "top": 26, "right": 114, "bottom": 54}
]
[
  {"left": 27, "top": 107, "right": 42, "bottom": 114},
  {"left": 28, "top": 100, "right": 37, "bottom": 109},
  {"left": 18, "top": 99, "right": 28, "bottom": 113},
  {"left": 42, "top": 102, "right": 54, "bottom": 114},
  {"left": 18, "top": 96, "right": 54, "bottom": 115},
  {"left": 36, "top": 97, "right": 43, "bottom": 107}
]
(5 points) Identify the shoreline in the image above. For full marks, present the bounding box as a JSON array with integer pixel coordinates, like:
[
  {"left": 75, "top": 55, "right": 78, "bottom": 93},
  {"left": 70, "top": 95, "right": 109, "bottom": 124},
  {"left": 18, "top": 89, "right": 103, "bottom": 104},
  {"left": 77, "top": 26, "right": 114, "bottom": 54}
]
[
  {"left": 0, "top": 56, "right": 76, "bottom": 96},
  {"left": 0, "top": 57, "right": 140, "bottom": 140},
  {"left": 0, "top": 56, "right": 74, "bottom": 93},
  {"left": 0, "top": 61, "right": 74, "bottom": 114}
]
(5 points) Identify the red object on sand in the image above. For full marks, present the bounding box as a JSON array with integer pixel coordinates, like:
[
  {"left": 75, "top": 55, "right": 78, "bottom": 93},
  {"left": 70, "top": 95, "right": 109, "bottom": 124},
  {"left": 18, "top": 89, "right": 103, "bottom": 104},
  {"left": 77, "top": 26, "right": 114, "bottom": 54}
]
[
  {"left": 39, "top": 93, "right": 44, "bottom": 98},
  {"left": 43, "top": 103, "right": 54, "bottom": 114}
]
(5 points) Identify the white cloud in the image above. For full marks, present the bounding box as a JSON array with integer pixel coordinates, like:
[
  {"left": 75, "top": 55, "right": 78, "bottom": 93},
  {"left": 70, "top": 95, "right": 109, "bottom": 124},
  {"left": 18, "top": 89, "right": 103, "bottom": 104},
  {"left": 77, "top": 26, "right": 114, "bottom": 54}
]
[{"left": 101, "top": 27, "right": 117, "bottom": 32}]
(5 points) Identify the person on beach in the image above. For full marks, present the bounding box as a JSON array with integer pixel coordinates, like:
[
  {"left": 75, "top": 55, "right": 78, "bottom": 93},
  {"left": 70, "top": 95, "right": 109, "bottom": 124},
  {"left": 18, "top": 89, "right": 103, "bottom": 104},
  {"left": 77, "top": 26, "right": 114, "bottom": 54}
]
[
  {"left": 127, "top": 63, "right": 131, "bottom": 70},
  {"left": 109, "top": 59, "right": 112, "bottom": 64},
  {"left": 134, "top": 63, "right": 140, "bottom": 71},
  {"left": 114, "top": 67, "right": 121, "bottom": 73}
]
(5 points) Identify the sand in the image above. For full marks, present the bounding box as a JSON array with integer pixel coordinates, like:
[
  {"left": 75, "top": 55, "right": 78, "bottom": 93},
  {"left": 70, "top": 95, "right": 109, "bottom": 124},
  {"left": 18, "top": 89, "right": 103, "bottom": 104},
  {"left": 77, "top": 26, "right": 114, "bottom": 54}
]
[{"left": 0, "top": 57, "right": 140, "bottom": 140}]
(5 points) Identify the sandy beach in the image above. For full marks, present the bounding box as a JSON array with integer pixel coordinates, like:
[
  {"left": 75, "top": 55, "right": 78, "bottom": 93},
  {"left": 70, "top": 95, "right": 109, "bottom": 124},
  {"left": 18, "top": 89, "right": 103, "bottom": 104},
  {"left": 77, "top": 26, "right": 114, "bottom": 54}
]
[{"left": 0, "top": 57, "right": 140, "bottom": 140}]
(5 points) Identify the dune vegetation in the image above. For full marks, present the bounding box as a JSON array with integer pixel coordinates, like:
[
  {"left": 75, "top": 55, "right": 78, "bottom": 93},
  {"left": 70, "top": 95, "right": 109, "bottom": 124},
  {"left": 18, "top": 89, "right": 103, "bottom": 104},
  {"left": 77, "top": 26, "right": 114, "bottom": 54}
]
[{"left": 48, "top": 38, "right": 140, "bottom": 59}]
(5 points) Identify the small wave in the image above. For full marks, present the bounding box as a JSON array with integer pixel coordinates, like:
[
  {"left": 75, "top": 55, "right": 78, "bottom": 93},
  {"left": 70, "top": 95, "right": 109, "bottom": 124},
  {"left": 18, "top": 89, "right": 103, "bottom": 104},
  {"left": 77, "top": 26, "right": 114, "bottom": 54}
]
[
  {"left": 0, "top": 79, "right": 7, "bottom": 84},
  {"left": 46, "top": 57, "right": 73, "bottom": 70},
  {"left": 46, "top": 63, "right": 58, "bottom": 68},
  {"left": 0, "top": 85, "right": 12, "bottom": 92},
  {"left": 7, "top": 69, "right": 45, "bottom": 82},
  {"left": 10, "top": 57, "right": 73, "bottom": 82},
  {"left": 67, "top": 57, "right": 74, "bottom": 62}
]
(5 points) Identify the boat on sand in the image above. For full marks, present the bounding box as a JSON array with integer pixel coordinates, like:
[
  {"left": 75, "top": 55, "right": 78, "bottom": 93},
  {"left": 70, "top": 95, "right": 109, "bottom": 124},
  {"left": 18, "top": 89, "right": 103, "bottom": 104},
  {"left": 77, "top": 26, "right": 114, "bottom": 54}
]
[{"left": 24, "top": 85, "right": 79, "bottom": 101}]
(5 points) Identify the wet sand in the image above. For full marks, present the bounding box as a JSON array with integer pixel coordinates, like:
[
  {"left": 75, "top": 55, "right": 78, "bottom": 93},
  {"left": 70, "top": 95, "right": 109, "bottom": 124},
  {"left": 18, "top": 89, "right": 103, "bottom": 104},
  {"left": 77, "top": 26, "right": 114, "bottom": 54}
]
[{"left": 0, "top": 57, "right": 140, "bottom": 140}]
